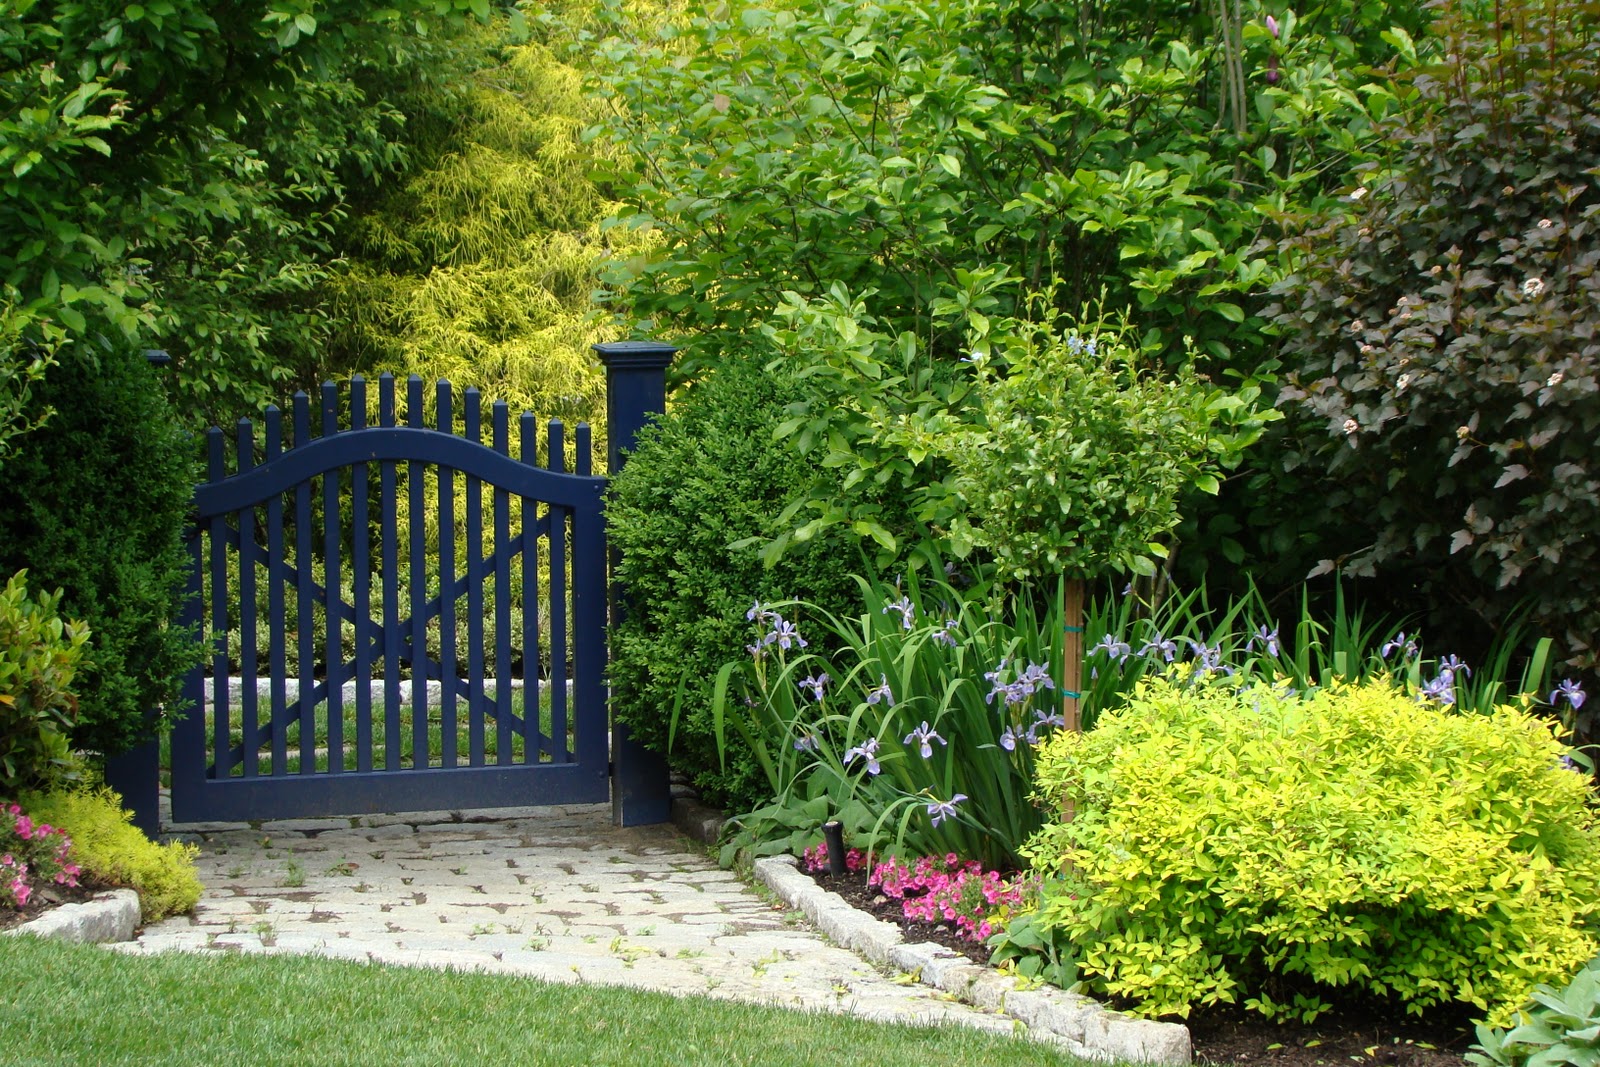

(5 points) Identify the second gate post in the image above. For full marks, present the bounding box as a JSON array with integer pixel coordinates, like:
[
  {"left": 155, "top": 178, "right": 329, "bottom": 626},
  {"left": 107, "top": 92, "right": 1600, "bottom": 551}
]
[{"left": 595, "top": 340, "right": 676, "bottom": 827}]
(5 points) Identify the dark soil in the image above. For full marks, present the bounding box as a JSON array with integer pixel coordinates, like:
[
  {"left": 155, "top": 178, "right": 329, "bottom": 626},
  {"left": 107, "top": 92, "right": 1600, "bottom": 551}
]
[
  {"left": 804, "top": 865, "right": 1473, "bottom": 1067},
  {"left": 0, "top": 878, "right": 112, "bottom": 933}
]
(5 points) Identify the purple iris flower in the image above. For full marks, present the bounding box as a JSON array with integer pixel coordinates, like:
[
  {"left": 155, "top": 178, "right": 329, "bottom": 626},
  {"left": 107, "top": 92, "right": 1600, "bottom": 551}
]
[
  {"left": 904, "top": 721, "right": 945, "bottom": 759},
  {"left": 797, "top": 672, "right": 830, "bottom": 701},
  {"left": 1551, "top": 679, "right": 1586, "bottom": 710},
  {"left": 1092, "top": 634, "right": 1132, "bottom": 663},
  {"left": 883, "top": 596, "right": 915, "bottom": 630},
  {"left": 843, "top": 737, "right": 881, "bottom": 775},
  {"left": 1138, "top": 634, "right": 1179, "bottom": 663},
  {"left": 866, "top": 675, "right": 894, "bottom": 706},
  {"left": 926, "top": 793, "right": 967, "bottom": 828}
]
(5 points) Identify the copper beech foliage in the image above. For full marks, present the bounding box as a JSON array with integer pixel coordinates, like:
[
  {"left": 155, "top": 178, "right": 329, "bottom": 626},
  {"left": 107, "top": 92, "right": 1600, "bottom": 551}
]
[{"left": 1268, "top": 0, "right": 1600, "bottom": 677}]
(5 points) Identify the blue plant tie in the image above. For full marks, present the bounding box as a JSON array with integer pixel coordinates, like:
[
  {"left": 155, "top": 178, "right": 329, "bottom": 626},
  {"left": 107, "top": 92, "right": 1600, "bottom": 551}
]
[
  {"left": 1061, "top": 690, "right": 1082, "bottom": 699},
  {"left": 1063, "top": 624, "right": 1084, "bottom": 633}
]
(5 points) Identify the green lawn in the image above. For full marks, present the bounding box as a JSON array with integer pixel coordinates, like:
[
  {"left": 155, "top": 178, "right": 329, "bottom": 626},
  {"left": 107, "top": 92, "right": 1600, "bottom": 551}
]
[
  {"left": 1, "top": 935, "right": 1087, "bottom": 1067},
  {"left": 165, "top": 688, "right": 571, "bottom": 776}
]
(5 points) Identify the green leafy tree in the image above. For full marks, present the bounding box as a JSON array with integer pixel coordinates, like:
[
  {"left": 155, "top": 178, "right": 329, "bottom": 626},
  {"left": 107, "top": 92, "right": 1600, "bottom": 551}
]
[
  {"left": 0, "top": 0, "right": 483, "bottom": 440},
  {"left": 327, "top": 12, "right": 651, "bottom": 426},
  {"left": 585, "top": 0, "right": 1417, "bottom": 378}
]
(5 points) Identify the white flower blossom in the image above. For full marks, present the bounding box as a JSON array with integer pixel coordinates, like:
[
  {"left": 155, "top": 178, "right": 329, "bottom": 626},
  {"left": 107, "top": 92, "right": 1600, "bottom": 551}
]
[{"left": 1523, "top": 277, "right": 1545, "bottom": 298}]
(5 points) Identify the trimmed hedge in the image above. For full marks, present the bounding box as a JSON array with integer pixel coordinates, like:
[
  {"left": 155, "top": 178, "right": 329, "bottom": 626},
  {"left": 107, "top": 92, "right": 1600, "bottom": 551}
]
[
  {"left": 607, "top": 357, "right": 888, "bottom": 810},
  {"left": 0, "top": 350, "right": 197, "bottom": 759}
]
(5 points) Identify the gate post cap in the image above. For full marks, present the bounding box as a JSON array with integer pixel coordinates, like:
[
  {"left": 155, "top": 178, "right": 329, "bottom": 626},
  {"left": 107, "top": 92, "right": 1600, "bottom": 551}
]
[{"left": 592, "top": 340, "right": 677, "bottom": 369}]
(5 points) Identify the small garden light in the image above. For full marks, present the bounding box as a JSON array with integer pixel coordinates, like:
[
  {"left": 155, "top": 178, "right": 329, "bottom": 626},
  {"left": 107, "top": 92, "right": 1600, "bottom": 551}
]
[{"left": 822, "top": 820, "right": 846, "bottom": 877}]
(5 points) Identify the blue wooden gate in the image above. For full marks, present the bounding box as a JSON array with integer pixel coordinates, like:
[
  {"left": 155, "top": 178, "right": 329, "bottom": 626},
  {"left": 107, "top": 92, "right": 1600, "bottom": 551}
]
[{"left": 169, "top": 373, "right": 613, "bottom": 822}]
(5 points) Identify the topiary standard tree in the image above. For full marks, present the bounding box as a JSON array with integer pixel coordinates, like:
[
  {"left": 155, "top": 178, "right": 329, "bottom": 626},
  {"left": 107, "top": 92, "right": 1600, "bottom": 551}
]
[{"left": 1267, "top": 0, "right": 1600, "bottom": 684}]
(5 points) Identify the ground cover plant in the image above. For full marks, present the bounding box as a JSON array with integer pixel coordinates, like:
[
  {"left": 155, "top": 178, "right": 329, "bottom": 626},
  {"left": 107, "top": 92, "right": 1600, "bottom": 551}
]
[
  {"left": 0, "top": 801, "right": 80, "bottom": 910},
  {"left": 0, "top": 934, "right": 1090, "bottom": 1067},
  {"left": 1025, "top": 675, "right": 1600, "bottom": 1025},
  {"left": 12, "top": 786, "right": 200, "bottom": 923},
  {"left": 1470, "top": 957, "right": 1600, "bottom": 1067}
]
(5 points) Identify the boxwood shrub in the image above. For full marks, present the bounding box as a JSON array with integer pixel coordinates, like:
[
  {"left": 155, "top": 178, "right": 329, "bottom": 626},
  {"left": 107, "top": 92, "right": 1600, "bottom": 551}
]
[
  {"left": 607, "top": 357, "right": 897, "bottom": 810},
  {"left": 1026, "top": 676, "right": 1600, "bottom": 1024},
  {"left": 0, "top": 350, "right": 197, "bottom": 760}
]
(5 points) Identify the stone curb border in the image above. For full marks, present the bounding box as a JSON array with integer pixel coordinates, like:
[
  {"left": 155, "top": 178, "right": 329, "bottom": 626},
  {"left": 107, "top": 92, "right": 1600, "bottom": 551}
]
[
  {"left": 4, "top": 889, "right": 140, "bottom": 945},
  {"left": 670, "top": 790, "right": 1190, "bottom": 1065},
  {"left": 754, "top": 856, "right": 1190, "bottom": 1065}
]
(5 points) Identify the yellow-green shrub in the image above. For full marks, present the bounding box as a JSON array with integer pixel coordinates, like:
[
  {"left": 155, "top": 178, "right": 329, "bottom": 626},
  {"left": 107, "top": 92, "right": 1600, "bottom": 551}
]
[
  {"left": 20, "top": 787, "right": 201, "bottom": 922},
  {"left": 1026, "top": 677, "right": 1600, "bottom": 1024}
]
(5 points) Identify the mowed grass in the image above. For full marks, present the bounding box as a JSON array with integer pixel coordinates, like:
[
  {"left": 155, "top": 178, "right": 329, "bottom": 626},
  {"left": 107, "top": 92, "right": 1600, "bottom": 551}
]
[
  {"left": 0, "top": 936, "right": 1086, "bottom": 1067},
  {"left": 166, "top": 688, "right": 579, "bottom": 776}
]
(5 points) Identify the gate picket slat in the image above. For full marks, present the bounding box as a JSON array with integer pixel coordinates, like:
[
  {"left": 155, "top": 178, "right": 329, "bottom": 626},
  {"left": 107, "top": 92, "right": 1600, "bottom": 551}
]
[
  {"left": 408, "top": 375, "right": 430, "bottom": 770},
  {"left": 237, "top": 419, "right": 259, "bottom": 778},
  {"left": 265, "top": 406, "right": 288, "bottom": 777},
  {"left": 293, "top": 392, "right": 316, "bottom": 775},
  {"left": 548, "top": 419, "right": 569, "bottom": 764},
  {"left": 572, "top": 421, "right": 606, "bottom": 778},
  {"left": 208, "top": 429, "right": 230, "bottom": 780},
  {"left": 520, "top": 412, "right": 543, "bottom": 762},
  {"left": 351, "top": 377, "right": 373, "bottom": 774},
  {"left": 437, "top": 382, "right": 457, "bottom": 770},
  {"left": 322, "top": 383, "right": 344, "bottom": 774},
  {"left": 493, "top": 401, "right": 513, "bottom": 765},
  {"left": 465, "top": 388, "right": 486, "bottom": 767},
  {"left": 380, "top": 374, "right": 402, "bottom": 771}
]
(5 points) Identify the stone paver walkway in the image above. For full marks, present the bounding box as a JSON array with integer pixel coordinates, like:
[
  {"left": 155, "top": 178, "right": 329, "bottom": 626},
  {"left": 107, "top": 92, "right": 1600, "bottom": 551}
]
[{"left": 116, "top": 804, "right": 1022, "bottom": 1037}]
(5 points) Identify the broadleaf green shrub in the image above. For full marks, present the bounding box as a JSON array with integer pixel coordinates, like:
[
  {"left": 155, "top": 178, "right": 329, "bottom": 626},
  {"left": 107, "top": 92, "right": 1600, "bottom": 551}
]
[
  {"left": 606, "top": 357, "right": 895, "bottom": 810},
  {"left": 1027, "top": 676, "right": 1600, "bottom": 1023},
  {"left": 0, "top": 351, "right": 198, "bottom": 760},
  {"left": 0, "top": 572, "right": 89, "bottom": 794},
  {"left": 587, "top": 0, "right": 1406, "bottom": 375}
]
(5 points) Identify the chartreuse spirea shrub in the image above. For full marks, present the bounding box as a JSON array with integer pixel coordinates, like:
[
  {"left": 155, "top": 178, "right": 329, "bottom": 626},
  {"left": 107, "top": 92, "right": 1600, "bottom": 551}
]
[
  {"left": 18, "top": 786, "right": 200, "bottom": 922},
  {"left": 1025, "top": 676, "right": 1600, "bottom": 1024},
  {"left": 0, "top": 571, "right": 89, "bottom": 793}
]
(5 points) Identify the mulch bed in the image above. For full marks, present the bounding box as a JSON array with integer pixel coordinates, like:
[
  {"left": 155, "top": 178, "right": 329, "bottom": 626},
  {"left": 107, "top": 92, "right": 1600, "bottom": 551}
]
[
  {"left": 0, "top": 878, "right": 114, "bottom": 933},
  {"left": 804, "top": 865, "right": 1473, "bottom": 1067}
]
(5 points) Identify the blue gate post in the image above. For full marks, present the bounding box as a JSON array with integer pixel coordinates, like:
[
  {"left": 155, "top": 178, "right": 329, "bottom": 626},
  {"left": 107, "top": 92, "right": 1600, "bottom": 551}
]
[
  {"left": 594, "top": 340, "right": 676, "bottom": 827},
  {"left": 102, "top": 733, "right": 160, "bottom": 837}
]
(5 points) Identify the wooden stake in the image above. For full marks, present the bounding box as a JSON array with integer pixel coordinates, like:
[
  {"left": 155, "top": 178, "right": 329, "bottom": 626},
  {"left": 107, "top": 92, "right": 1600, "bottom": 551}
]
[{"left": 1061, "top": 577, "right": 1085, "bottom": 733}]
